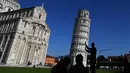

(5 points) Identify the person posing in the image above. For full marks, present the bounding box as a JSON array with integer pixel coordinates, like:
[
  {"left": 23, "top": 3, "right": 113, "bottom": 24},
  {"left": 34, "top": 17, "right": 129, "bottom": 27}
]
[{"left": 85, "top": 42, "right": 97, "bottom": 73}]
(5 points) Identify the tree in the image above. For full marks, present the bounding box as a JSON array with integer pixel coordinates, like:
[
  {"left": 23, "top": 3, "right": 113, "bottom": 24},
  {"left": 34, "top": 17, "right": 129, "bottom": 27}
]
[{"left": 97, "top": 55, "right": 106, "bottom": 61}]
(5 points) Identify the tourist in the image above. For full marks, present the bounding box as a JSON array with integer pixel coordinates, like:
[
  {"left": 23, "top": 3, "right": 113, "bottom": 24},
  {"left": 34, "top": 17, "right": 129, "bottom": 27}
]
[
  {"left": 51, "top": 57, "right": 70, "bottom": 73},
  {"left": 85, "top": 42, "right": 97, "bottom": 73},
  {"left": 69, "top": 54, "right": 89, "bottom": 73}
]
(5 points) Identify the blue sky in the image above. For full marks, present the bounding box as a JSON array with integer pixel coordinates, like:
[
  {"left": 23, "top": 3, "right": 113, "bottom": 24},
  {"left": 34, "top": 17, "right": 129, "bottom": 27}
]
[{"left": 19, "top": 0, "right": 130, "bottom": 57}]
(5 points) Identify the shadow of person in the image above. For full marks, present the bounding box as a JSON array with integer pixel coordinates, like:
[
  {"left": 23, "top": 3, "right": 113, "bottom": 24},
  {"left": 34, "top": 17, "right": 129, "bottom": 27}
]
[
  {"left": 85, "top": 42, "right": 97, "bottom": 73},
  {"left": 69, "top": 54, "right": 89, "bottom": 73},
  {"left": 51, "top": 57, "right": 70, "bottom": 73}
]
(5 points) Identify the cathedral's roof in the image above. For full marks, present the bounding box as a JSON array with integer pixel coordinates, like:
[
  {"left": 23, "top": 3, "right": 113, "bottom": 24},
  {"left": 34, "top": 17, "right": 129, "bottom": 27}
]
[{"left": 13, "top": 0, "right": 18, "bottom": 2}]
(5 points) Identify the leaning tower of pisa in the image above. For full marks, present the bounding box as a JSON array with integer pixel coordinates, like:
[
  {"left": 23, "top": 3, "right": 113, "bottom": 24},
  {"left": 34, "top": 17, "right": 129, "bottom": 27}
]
[
  {"left": 0, "top": 0, "right": 20, "bottom": 13},
  {"left": 70, "top": 10, "right": 91, "bottom": 67}
]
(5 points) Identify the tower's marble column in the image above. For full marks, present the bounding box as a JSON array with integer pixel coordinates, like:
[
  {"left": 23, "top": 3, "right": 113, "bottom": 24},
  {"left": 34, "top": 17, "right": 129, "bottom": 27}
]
[{"left": 70, "top": 10, "right": 91, "bottom": 67}]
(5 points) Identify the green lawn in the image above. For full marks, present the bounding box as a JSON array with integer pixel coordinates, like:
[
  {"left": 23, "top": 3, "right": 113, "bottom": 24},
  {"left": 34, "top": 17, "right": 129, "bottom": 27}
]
[
  {"left": 0, "top": 67, "right": 119, "bottom": 73},
  {"left": 96, "top": 69, "right": 119, "bottom": 73},
  {"left": 0, "top": 67, "right": 51, "bottom": 73}
]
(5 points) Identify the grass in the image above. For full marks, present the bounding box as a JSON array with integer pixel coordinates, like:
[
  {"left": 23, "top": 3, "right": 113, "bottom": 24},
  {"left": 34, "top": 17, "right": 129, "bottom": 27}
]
[
  {"left": 0, "top": 67, "right": 51, "bottom": 73},
  {"left": 96, "top": 69, "right": 119, "bottom": 73},
  {"left": 0, "top": 67, "right": 119, "bottom": 73}
]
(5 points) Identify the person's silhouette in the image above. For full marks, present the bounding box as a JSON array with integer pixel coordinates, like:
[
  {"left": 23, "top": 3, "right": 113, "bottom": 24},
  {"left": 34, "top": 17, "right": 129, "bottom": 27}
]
[
  {"left": 69, "top": 54, "right": 89, "bottom": 73},
  {"left": 51, "top": 57, "right": 70, "bottom": 73},
  {"left": 85, "top": 42, "right": 97, "bottom": 73},
  {"left": 123, "top": 56, "right": 130, "bottom": 73}
]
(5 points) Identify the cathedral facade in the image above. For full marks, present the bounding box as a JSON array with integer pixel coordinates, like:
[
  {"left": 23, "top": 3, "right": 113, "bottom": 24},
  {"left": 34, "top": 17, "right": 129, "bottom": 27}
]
[{"left": 0, "top": 0, "right": 50, "bottom": 66}]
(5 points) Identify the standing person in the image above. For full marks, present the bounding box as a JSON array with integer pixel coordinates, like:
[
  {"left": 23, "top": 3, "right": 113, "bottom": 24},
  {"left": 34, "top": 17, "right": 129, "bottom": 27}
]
[
  {"left": 51, "top": 57, "right": 70, "bottom": 73},
  {"left": 85, "top": 42, "right": 97, "bottom": 73},
  {"left": 69, "top": 54, "right": 89, "bottom": 73}
]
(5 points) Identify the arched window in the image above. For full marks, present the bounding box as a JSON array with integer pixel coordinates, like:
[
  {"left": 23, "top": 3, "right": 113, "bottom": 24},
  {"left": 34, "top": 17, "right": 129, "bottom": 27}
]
[
  {"left": 39, "top": 14, "right": 42, "bottom": 19},
  {"left": 4, "top": 6, "right": 13, "bottom": 12},
  {"left": 84, "top": 14, "right": 87, "bottom": 17},
  {"left": 8, "top": 8, "right": 11, "bottom": 12}
]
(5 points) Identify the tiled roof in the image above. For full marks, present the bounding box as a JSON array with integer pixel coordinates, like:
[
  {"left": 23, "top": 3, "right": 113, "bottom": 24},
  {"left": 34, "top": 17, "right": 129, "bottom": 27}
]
[{"left": 46, "top": 55, "right": 56, "bottom": 58}]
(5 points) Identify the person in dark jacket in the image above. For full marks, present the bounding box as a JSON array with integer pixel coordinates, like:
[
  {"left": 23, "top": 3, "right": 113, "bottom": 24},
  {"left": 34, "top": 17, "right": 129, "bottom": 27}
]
[
  {"left": 85, "top": 42, "right": 97, "bottom": 73},
  {"left": 51, "top": 57, "right": 70, "bottom": 73},
  {"left": 69, "top": 54, "right": 89, "bottom": 73}
]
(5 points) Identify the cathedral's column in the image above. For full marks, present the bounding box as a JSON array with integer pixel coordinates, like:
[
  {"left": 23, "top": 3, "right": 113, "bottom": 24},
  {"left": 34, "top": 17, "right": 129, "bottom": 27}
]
[
  {"left": 20, "top": 39, "right": 28, "bottom": 65},
  {"left": 23, "top": 43, "right": 31, "bottom": 65},
  {"left": 0, "top": 35, "right": 10, "bottom": 63},
  {"left": 39, "top": 45, "right": 44, "bottom": 65},
  {"left": 40, "top": 27, "right": 44, "bottom": 38},
  {"left": 0, "top": 35, "right": 5, "bottom": 47},
  {"left": 32, "top": 44, "right": 38, "bottom": 65},
  {"left": 37, "top": 45, "right": 42, "bottom": 64},
  {"left": 38, "top": 25, "right": 42, "bottom": 38},
  {"left": 0, "top": 35, "right": 5, "bottom": 62},
  {"left": 37, "top": 26, "right": 40, "bottom": 37},
  {"left": 0, "top": 26, "right": 2, "bottom": 33},
  {"left": 34, "top": 25, "right": 38, "bottom": 37},
  {"left": 42, "top": 44, "right": 47, "bottom": 65},
  {"left": 42, "top": 29, "right": 45, "bottom": 40},
  {"left": 7, "top": 36, "right": 21, "bottom": 64},
  {"left": 8, "top": 22, "right": 13, "bottom": 32},
  {"left": 14, "top": 38, "right": 23, "bottom": 64},
  {"left": 35, "top": 45, "right": 40, "bottom": 65},
  {"left": 36, "top": 25, "right": 40, "bottom": 37},
  {"left": 6, "top": 23, "right": 9, "bottom": 33},
  {"left": 7, "top": 23, "right": 11, "bottom": 33},
  {"left": 0, "top": 25, "right": 3, "bottom": 33},
  {"left": 11, "top": 23, "right": 15, "bottom": 32},
  {"left": 0, "top": 35, "right": 2, "bottom": 51},
  {"left": 0, "top": 35, "right": 5, "bottom": 56},
  {"left": 28, "top": 43, "right": 35, "bottom": 64},
  {"left": 17, "top": 39, "right": 26, "bottom": 64}
]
